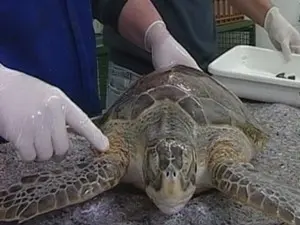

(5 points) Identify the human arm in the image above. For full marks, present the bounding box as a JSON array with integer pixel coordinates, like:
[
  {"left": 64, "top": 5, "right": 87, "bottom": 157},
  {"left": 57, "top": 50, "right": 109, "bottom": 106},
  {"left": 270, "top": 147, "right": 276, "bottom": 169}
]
[
  {"left": 92, "top": 0, "right": 161, "bottom": 49},
  {"left": 228, "top": 0, "right": 300, "bottom": 60},
  {"left": 0, "top": 64, "right": 109, "bottom": 161},
  {"left": 228, "top": 0, "right": 272, "bottom": 26},
  {"left": 91, "top": 0, "right": 200, "bottom": 70}
]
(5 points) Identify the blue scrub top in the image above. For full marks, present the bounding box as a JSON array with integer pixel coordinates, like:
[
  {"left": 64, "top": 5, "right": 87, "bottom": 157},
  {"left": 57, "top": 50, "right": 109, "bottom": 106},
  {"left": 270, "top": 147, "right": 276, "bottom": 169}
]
[{"left": 0, "top": 0, "right": 101, "bottom": 117}]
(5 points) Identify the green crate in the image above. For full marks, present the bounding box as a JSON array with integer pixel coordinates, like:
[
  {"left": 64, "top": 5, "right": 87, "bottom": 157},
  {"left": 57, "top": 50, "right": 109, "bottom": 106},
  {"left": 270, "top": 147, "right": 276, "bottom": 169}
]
[
  {"left": 216, "top": 20, "right": 256, "bottom": 56},
  {"left": 95, "top": 34, "right": 108, "bottom": 110}
]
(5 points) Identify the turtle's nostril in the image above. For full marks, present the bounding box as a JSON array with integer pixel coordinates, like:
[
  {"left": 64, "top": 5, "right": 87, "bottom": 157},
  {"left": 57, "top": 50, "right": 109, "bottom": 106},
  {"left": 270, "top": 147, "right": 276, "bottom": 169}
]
[{"left": 165, "top": 170, "right": 177, "bottom": 178}]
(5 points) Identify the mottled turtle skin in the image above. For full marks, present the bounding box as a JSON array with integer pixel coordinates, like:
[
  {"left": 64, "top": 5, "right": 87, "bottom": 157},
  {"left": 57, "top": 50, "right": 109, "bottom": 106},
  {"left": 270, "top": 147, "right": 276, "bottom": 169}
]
[{"left": 1, "top": 65, "right": 300, "bottom": 224}]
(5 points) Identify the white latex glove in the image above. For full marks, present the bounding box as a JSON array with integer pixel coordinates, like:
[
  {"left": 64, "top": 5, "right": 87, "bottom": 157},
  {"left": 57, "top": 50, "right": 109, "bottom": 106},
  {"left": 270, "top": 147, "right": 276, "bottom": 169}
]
[
  {"left": 264, "top": 6, "right": 300, "bottom": 61},
  {"left": 0, "top": 64, "right": 109, "bottom": 161},
  {"left": 143, "top": 20, "right": 201, "bottom": 71}
]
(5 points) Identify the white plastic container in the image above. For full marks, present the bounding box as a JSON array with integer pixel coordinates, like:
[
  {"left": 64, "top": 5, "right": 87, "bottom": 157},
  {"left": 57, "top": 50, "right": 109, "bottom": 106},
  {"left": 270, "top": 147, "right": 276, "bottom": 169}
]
[{"left": 208, "top": 45, "right": 300, "bottom": 107}]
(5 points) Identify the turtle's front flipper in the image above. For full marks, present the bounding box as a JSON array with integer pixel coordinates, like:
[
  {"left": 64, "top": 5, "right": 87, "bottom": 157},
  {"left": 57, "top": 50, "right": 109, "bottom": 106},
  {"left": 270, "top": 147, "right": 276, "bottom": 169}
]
[
  {"left": 0, "top": 124, "right": 130, "bottom": 223},
  {"left": 209, "top": 153, "right": 300, "bottom": 224}
]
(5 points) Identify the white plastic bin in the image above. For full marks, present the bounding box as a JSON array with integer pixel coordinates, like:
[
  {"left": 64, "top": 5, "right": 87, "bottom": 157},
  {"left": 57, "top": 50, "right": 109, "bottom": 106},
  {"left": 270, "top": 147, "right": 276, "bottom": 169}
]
[{"left": 208, "top": 45, "right": 300, "bottom": 107}]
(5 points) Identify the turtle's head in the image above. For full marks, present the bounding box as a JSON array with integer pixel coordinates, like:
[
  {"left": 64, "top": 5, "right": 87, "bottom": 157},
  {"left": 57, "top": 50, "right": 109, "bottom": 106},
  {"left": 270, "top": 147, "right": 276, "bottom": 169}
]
[{"left": 143, "top": 137, "right": 197, "bottom": 214}]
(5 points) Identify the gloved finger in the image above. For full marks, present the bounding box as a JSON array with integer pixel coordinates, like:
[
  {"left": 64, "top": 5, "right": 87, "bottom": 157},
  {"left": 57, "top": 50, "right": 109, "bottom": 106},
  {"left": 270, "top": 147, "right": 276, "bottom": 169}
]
[
  {"left": 151, "top": 48, "right": 174, "bottom": 70},
  {"left": 281, "top": 40, "right": 292, "bottom": 61},
  {"left": 290, "top": 44, "right": 300, "bottom": 54},
  {"left": 34, "top": 128, "right": 53, "bottom": 161},
  {"left": 48, "top": 102, "right": 69, "bottom": 156},
  {"left": 15, "top": 140, "right": 36, "bottom": 162},
  {"left": 270, "top": 38, "right": 281, "bottom": 51},
  {"left": 294, "top": 47, "right": 300, "bottom": 54},
  {"left": 183, "top": 59, "right": 201, "bottom": 71},
  {"left": 64, "top": 98, "right": 109, "bottom": 152},
  {"left": 177, "top": 51, "right": 201, "bottom": 70}
]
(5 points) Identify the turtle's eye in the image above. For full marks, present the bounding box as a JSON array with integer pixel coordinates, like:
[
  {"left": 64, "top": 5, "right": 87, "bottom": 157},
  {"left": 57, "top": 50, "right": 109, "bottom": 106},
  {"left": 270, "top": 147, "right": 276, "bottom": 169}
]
[{"left": 143, "top": 147, "right": 160, "bottom": 188}]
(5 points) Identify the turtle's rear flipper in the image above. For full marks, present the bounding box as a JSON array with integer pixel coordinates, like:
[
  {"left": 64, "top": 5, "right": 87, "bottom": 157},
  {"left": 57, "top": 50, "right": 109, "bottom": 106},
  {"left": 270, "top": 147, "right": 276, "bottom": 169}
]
[
  {"left": 211, "top": 160, "right": 300, "bottom": 225},
  {"left": 0, "top": 125, "right": 130, "bottom": 223}
]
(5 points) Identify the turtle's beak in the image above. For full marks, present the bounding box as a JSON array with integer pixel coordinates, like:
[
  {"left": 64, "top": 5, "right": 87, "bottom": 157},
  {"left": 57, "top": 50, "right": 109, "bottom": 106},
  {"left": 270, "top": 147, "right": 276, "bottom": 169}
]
[
  {"left": 145, "top": 174, "right": 195, "bottom": 215},
  {"left": 154, "top": 198, "right": 189, "bottom": 215}
]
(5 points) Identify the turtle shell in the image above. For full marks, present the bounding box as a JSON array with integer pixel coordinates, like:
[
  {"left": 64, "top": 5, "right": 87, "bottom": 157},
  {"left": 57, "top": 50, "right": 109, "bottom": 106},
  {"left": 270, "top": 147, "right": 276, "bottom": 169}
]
[{"left": 96, "top": 65, "right": 267, "bottom": 145}]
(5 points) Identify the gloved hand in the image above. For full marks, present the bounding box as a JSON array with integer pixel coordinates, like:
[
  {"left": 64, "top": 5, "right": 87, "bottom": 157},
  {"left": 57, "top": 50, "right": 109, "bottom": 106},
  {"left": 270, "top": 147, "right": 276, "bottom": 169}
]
[
  {"left": 0, "top": 64, "right": 109, "bottom": 161},
  {"left": 264, "top": 6, "right": 300, "bottom": 61},
  {"left": 143, "top": 20, "right": 201, "bottom": 71}
]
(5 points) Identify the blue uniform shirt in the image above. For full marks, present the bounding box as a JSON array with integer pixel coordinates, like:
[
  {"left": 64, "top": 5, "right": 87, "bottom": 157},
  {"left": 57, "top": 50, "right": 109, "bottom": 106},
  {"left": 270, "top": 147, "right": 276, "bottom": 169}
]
[{"left": 0, "top": 0, "right": 101, "bottom": 117}]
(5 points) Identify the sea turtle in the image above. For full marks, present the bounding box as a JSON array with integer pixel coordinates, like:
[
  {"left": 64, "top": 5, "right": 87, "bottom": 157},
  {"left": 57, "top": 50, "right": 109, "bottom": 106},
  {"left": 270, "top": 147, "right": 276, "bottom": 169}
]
[{"left": 0, "top": 65, "right": 300, "bottom": 224}]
